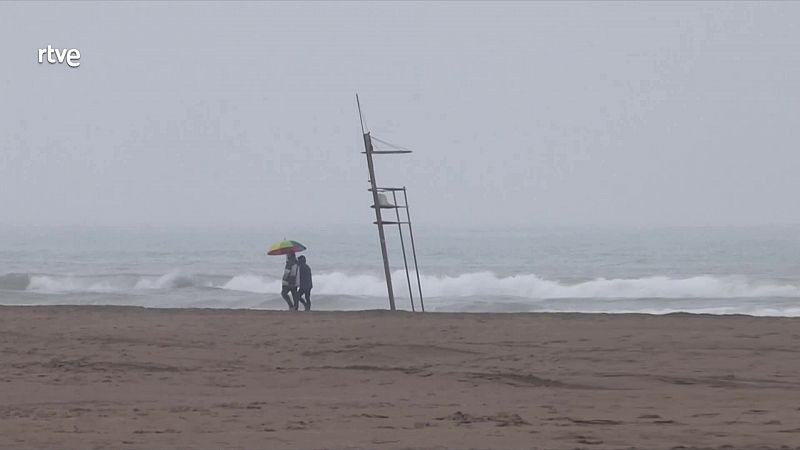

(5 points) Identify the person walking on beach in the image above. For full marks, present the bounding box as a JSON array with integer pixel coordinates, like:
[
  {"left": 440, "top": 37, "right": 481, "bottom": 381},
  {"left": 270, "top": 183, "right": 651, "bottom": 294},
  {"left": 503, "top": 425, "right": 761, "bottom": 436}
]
[
  {"left": 281, "top": 252, "right": 300, "bottom": 310},
  {"left": 297, "top": 255, "right": 313, "bottom": 311}
]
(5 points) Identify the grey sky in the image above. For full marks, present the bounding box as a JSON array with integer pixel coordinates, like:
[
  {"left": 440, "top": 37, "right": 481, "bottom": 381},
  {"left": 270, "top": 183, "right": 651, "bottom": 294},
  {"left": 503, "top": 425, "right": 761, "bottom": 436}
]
[{"left": 1, "top": 2, "right": 799, "bottom": 227}]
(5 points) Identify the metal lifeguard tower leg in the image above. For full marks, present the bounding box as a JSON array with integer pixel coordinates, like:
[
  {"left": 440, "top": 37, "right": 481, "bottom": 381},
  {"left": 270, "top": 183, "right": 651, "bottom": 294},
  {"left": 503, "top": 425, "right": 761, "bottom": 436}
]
[
  {"left": 392, "top": 190, "right": 416, "bottom": 312},
  {"left": 403, "top": 188, "right": 425, "bottom": 312}
]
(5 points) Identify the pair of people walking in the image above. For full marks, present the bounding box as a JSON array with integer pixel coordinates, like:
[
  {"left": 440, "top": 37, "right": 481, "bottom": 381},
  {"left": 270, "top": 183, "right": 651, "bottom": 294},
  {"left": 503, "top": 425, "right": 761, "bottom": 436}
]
[{"left": 281, "top": 253, "right": 312, "bottom": 311}]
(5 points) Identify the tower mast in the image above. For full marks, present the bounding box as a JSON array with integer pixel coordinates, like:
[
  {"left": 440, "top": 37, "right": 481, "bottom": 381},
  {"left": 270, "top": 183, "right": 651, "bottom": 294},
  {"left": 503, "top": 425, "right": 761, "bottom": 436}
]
[{"left": 357, "top": 94, "right": 396, "bottom": 311}]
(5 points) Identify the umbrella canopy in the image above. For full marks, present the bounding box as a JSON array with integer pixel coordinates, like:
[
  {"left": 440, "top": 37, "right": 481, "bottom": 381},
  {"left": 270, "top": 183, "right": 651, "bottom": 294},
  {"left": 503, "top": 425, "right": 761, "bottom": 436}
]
[{"left": 267, "top": 239, "right": 307, "bottom": 256}]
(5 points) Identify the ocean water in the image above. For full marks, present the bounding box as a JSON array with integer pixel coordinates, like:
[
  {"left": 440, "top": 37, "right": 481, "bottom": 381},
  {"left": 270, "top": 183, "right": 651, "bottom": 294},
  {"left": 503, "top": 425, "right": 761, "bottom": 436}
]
[{"left": 2, "top": 224, "right": 800, "bottom": 316}]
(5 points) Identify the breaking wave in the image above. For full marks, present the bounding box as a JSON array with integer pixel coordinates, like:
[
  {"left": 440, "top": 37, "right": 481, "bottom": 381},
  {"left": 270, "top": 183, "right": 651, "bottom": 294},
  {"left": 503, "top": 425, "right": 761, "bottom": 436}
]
[
  {"left": 3, "top": 271, "right": 800, "bottom": 315},
  {"left": 5, "top": 271, "right": 798, "bottom": 299},
  {"left": 223, "top": 271, "right": 800, "bottom": 299},
  {"left": 0, "top": 272, "right": 218, "bottom": 294}
]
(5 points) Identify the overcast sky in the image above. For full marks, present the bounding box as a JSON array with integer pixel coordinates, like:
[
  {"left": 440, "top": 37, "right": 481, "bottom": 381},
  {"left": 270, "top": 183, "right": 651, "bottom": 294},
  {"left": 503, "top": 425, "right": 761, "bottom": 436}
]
[{"left": 1, "top": 2, "right": 799, "bottom": 228}]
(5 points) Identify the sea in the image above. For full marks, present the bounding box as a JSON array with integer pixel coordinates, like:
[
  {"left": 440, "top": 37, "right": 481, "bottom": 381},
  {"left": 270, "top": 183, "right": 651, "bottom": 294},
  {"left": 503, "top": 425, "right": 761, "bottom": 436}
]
[{"left": 2, "top": 224, "right": 800, "bottom": 316}]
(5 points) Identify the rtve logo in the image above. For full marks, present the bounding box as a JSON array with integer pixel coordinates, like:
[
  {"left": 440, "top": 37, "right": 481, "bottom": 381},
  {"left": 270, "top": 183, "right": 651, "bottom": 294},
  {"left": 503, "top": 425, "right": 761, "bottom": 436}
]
[{"left": 37, "top": 45, "right": 81, "bottom": 68}]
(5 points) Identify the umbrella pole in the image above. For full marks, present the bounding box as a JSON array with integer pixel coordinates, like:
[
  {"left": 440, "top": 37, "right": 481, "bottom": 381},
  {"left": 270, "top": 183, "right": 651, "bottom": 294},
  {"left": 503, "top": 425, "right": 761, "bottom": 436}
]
[
  {"left": 392, "top": 190, "right": 416, "bottom": 312},
  {"left": 358, "top": 95, "right": 396, "bottom": 311}
]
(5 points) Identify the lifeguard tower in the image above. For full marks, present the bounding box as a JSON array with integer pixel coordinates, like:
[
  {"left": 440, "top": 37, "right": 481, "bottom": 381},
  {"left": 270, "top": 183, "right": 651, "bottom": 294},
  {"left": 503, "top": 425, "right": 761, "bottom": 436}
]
[{"left": 356, "top": 95, "right": 424, "bottom": 312}]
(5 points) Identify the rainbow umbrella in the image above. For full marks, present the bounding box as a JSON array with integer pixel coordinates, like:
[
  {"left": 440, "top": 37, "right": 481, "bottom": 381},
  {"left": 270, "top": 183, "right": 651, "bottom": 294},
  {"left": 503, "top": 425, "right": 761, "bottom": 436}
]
[{"left": 267, "top": 239, "right": 307, "bottom": 256}]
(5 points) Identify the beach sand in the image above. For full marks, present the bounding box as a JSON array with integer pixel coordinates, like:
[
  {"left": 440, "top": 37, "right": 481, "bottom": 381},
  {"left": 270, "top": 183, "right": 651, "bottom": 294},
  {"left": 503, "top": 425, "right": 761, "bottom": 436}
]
[{"left": 1, "top": 306, "right": 799, "bottom": 449}]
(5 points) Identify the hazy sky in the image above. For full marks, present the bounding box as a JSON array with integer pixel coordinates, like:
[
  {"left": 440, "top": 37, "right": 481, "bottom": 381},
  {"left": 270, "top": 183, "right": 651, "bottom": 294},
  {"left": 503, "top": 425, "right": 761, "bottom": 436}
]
[{"left": 1, "top": 2, "right": 799, "bottom": 228}]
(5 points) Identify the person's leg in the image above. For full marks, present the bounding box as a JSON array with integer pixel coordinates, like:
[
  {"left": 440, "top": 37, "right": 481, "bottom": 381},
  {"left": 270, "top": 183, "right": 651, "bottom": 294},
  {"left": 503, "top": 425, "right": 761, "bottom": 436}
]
[
  {"left": 304, "top": 288, "right": 311, "bottom": 311},
  {"left": 297, "top": 288, "right": 310, "bottom": 311},
  {"left": 291, "top": 286, "right": 300, "bottom": 310},
  {"left": 295, "top": 288, "right": 304, "bottom": 309},
  {"left": 281, "top": 286, "right": 295, "bottom": 310}
]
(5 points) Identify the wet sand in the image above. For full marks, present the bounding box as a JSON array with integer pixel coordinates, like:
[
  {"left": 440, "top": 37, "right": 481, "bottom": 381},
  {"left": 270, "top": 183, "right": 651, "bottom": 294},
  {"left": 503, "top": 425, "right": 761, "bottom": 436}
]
[{"left": 1, "top": 306, "right": 799, "bottom": 449}]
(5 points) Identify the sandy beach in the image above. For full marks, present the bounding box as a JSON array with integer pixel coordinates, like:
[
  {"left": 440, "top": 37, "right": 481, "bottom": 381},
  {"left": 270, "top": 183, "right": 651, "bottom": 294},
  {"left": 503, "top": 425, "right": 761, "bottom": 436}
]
[{"left": 1, "top": 306, "right": 799, "bottom": 449}]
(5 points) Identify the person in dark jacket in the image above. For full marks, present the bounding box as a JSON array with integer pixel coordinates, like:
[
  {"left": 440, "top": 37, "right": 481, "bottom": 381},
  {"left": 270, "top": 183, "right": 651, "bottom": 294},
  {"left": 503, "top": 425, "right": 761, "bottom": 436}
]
[
  {"left": 281, "top": 252, "right": 300, "bottom": 310},
  {"left": 296, "top": 255, "right": 313, "bottom": 311}
]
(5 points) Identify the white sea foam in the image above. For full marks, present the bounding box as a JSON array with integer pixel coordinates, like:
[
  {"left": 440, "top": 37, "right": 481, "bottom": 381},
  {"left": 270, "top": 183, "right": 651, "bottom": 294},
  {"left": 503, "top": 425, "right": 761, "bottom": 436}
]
[
  {"left": 221, "top": 271, "right": 800, "bottom": 299},
  {"left": 134, "top": 272, "right": 209, "bottom": 290},
  {"left": 221, "top": 274, "right": 281, "bottom": 294},
  {"left": 15, "top": 272, "right": 209, "bottom": 293},
  {"left": 5, "top": 271, "right": 800, "bottom": 316},
  {"left": 26, "top": 275, "right": 121, "bottom": 293},
  {"left": 6, "top": 271, "right": 800, "bottom": 299}
]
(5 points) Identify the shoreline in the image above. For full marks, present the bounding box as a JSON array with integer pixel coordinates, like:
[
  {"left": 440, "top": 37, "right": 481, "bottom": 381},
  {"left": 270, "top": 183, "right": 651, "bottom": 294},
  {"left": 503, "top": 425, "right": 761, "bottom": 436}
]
[
  {"left": 2, "top": 305, "right": 799, "bottom": 449},
  {"left": 4, "top": 303, "right": 800, "bottom": 318}
]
